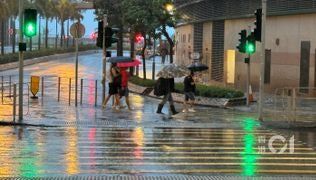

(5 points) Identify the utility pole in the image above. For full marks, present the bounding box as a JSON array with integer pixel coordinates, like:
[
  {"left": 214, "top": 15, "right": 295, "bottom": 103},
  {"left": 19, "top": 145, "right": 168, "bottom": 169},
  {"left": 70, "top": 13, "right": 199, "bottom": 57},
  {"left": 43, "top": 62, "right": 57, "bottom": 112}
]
[
  {"left": 102, "top": 15, "right": 107, "bottom": 103},
  {"left": 18, "top": 0, "right": 24, "bottom": 121},
  {"left": 259, "top": 0, "right": 267, "bottom": 121}
]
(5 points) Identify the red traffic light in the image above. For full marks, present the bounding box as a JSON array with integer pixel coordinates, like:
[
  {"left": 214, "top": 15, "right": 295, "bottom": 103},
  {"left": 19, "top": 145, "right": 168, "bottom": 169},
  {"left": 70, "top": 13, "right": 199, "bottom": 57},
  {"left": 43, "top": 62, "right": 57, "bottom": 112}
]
[{"left": 135, "top": 33, "right": 143, "bottom": 43}]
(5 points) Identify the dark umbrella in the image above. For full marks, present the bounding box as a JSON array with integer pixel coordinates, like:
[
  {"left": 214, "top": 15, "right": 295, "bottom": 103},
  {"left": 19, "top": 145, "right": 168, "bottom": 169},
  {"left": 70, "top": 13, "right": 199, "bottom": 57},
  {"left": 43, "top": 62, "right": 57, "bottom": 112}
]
[
  {"left": 187, "top": 62, "right": 209, "bottom": 72},
  {"left": 107, "top": 56, "right": 133, "bottom": 63}
]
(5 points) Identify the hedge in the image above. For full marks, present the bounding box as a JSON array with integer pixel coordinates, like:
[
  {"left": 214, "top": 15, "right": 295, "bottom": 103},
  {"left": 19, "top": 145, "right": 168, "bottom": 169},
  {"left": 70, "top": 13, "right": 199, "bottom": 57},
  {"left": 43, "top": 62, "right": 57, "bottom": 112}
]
[
  {"left": 0, "top": 44, "right": 98, "bottom": 65},
  {"left": 130, "top": 76, "right": 244, "bottom": 99}
]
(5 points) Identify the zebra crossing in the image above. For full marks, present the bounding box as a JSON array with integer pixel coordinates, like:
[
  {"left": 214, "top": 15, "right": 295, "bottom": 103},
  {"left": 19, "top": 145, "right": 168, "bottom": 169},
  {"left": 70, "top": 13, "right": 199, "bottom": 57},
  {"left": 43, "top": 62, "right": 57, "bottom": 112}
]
[{"left": 0, "top": 125, "right": 315, "bottom": 178}]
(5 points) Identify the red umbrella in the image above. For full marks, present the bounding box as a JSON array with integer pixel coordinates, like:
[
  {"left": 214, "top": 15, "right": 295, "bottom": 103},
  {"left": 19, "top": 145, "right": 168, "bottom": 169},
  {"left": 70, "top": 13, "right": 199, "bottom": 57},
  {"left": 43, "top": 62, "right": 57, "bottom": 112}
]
[{"left": 117, "top": 59, "right": 141, "bottom": 67}]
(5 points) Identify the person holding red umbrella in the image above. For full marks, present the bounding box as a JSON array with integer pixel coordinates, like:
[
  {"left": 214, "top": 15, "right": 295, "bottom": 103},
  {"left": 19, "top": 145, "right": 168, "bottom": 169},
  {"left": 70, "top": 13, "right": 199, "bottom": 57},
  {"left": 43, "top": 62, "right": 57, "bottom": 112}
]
[
  {"left": 116, "top": 59, "right": 141, "bottom": 110},
  {"left": 119, "top": 67, "right": 132, "bottom": 110}
]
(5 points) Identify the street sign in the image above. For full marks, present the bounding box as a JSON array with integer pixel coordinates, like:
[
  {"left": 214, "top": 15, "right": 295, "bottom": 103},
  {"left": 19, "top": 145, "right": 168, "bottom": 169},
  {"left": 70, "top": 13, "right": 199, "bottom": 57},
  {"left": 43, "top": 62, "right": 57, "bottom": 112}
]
[{"left": 70, "top": 22, "right": 85, "bottom": 38}]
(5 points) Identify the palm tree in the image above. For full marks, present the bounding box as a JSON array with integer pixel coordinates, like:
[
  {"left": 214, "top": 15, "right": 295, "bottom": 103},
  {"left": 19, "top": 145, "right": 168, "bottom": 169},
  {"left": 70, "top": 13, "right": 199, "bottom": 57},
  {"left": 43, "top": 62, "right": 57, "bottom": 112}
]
[
  {"left": 36, "top": 0, "right": 55, "bottom": 49},
  {"left": 0, "top": 1, "right": 9, "bottom": 55},
  {"left": 54, "top": 0, "right": 78, "bottom": 48},
  {"left": 4, "top": 0, "right": 19, "bottom": 53}
]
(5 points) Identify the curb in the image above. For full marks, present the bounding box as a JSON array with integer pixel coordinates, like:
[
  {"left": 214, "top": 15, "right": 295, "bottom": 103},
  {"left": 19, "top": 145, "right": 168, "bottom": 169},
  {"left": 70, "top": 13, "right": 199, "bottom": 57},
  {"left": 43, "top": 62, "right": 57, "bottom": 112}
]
[
  {"left": 0, "top": 49, "right": 98, "bottom": 72},
  {"left": 128, "top": 82, "right": 246, "bottom": 108}
]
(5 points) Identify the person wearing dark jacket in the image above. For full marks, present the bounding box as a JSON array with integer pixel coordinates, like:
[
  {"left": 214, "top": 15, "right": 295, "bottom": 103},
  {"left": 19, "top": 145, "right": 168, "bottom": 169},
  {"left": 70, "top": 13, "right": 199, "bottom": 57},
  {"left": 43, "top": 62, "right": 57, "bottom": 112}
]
[
  {"left": 156, "top": 78, "right": 178, "bottom": 115},
  {"left": 183, "top": 71, "right": 196, "bottom": 112}
]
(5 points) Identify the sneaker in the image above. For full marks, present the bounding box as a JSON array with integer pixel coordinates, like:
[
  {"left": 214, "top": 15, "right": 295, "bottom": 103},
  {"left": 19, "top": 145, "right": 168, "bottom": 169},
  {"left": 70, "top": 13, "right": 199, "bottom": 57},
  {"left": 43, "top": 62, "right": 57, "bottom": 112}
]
[
  {"left": 188, "top": 108, "right": 196, "bottom": 112},
  {"left": 114, "top": 106, "right": 120, "bottom": 111}
]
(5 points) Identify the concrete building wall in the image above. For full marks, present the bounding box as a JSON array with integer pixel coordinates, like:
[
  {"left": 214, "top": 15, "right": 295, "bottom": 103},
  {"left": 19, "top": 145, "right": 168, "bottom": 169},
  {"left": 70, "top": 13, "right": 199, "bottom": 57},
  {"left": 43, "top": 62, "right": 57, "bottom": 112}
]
[
  {"left": 202, "top": 22, "right": 212, "bottom": 82},
  {"left": 174, "top": 25, "right": 194, "bottom": 65},
  {"left": 224, "top": 13, "right": 316, "bottom": 92}
]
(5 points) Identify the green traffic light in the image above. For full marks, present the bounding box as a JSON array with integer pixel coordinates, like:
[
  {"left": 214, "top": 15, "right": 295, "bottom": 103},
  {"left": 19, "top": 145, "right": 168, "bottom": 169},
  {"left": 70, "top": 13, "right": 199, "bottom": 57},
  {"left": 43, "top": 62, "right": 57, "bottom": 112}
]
[
  {"left": 25, "top": 23, "right": 36, "bottom": 37},
  {"left": 246, "top": 42, "right": 255, "bottom": 54},
  {"left": 24, "top": 9, "right": 37, "bottom": 37}
]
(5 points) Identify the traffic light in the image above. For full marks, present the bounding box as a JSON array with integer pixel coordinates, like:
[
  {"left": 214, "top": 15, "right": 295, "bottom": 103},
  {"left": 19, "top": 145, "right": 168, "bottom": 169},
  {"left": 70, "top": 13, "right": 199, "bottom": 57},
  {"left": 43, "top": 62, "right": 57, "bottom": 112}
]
[
  {"left": 135, "top": 33, "right": 143, "bottom": 43},
  {"left": 96, "top": 21, "right": 103, "bottom": 48},
  {"left": 246, "top": 32, "right": 256, "bottom": 54},
  {"left": 104, "top": 27, "right": 118, "bottom": 48},
  {"left": 24, "top": 9, "right": 37, "bottom": 37},
  {"left": 237, "top": 29, "right": 247, "bottom": 53},
  {"left": 254, "top": 8, "right": 262, "bottom": 42}
]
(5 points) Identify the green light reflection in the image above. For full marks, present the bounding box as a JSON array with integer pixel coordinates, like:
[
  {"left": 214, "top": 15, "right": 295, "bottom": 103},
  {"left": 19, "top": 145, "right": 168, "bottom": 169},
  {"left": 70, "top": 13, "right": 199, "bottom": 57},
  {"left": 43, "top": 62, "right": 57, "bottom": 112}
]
[{"left": 241, "top": 118, "right": 260, "bottom": 176}]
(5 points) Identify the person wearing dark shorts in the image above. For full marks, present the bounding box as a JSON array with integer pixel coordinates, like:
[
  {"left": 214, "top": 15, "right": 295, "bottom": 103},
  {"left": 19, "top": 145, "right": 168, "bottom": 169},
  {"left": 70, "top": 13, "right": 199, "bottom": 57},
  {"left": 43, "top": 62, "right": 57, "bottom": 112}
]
[
  {"left": 102, "top": 63, "right": 121, "bottom": 109},
  {"left": 183, "top": 71, "right": 196, "bottom": 112}
]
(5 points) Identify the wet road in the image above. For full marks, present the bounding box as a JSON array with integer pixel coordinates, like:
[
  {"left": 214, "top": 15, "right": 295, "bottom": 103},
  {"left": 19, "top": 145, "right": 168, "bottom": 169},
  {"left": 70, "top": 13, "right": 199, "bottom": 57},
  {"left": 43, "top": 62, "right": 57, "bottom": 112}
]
[{"left": 0, "top": 52, "right": 315, "bottom": 178}]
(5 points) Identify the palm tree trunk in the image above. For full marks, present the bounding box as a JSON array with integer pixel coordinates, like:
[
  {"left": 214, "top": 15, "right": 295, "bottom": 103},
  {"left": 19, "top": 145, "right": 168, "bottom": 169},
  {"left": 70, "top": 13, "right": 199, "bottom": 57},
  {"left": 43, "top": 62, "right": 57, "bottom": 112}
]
[
  {"left": 11, "top": 18, "right": 16, "bottom": 53},
  {"left": 45, "top": 18, "right": 48, "bottom": 48},
  {"left": 38, "top": 16, "right": 41, "bottom": 50},
  {"left": 55, "top": 18, "right": 58, "bottom": 49},
  {"left": 66, "top": 19, "right": 69, "bottom": 48},
  {"left": 60, "top": 21, "right": 64, "bottom": 48},
  {"left": 1, "top": 20, "right": 4, "bottom": 55}
]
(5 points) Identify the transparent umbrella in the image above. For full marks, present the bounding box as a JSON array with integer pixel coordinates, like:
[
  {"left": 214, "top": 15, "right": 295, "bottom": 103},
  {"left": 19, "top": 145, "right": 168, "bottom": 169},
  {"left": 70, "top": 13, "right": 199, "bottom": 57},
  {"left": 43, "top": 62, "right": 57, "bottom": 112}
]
[{"left": 157, "top": 64, "right": 190, "bottom": 78}]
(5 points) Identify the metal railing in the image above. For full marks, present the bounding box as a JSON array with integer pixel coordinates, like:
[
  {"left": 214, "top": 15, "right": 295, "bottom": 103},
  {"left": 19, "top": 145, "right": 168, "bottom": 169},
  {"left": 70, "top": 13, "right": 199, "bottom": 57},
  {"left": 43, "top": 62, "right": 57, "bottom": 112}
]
[{"left": 274, "top": 87, "right": 316, "bottom": 122}]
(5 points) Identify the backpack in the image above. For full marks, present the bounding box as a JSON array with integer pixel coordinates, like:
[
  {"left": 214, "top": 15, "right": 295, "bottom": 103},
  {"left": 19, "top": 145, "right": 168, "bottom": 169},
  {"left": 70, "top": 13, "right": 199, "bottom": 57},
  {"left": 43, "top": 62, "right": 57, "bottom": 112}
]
[{"left": 154, "top": 78, "right": 166, "bottom": 96}]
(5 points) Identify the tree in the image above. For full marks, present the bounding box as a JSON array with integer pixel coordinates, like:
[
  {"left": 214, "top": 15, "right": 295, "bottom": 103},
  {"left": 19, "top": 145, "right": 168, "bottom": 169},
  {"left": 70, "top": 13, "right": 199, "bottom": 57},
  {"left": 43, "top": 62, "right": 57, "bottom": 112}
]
[
  {"left": 3, "top": 0, "right": 19, "bottom": 53},
  {"left": 0, "top": 1, "right": 8, "bottom": 55},
  {"left": 54, "top": 0, "right": 79, "bottom": 48},
  {"left": 36, "top": 0, "right": 55, "bottom": 49},
  {"left": 122, "top": 0, "right": 159, "bottom": 80},
  {"left": 150, "top": 0, "right": 179, "bottom": 64}
]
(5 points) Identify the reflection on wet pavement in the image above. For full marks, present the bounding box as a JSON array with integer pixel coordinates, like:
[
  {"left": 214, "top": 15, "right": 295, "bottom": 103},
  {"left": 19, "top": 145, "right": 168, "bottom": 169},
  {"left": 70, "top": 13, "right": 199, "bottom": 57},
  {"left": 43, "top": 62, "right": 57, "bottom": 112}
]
[{"left": 0, "top": 125, "right": 315, "bottom": 177}]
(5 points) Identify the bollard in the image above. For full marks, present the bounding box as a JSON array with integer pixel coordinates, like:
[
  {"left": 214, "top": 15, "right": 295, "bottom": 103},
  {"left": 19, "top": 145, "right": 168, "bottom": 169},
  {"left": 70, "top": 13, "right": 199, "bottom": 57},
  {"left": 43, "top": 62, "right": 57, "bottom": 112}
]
[
  {"left": 57, "top": 77, "right": 61, "bottom": 102},
  {"left": 80, "top": 79, "right": 83, "bottom": 105},
  {"left": 9, "top": 76, "right": 12, "bottom": 97},
  {"left": 95, "top": 80, "right": 97, "bottom": 107},
  {"left": 13, "top": 84, "right": 16, "bottom": 122},
  {"left": 41, "top": 76, "right": 44, "bottom": 97},
  {"left": 69, "top": 78, "right": 71, "bottom": 106},
  {"left": 1, "top": 76, "right": 3, "bottom": 104}
]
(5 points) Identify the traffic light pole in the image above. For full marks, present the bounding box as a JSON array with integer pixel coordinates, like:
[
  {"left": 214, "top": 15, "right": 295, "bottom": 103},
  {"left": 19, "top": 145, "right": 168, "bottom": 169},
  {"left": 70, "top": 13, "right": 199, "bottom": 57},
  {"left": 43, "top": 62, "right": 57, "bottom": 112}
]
[
  {"left": 246, "top": 55, "right": 251, "bottom": 107},
  {"left": 259, "top": 0, "right": 267, "bottom": 121},
  {"left": 18, "top": 0, "right": 24, "bottom": 121},
  {"left": 102, "top": 15, "right": 107, "bottom": 103}
]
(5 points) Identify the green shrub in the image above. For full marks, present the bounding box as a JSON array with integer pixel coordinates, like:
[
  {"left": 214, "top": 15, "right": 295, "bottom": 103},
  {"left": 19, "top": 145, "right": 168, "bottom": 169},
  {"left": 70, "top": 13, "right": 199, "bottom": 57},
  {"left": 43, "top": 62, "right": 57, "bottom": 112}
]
[
  {"left": 129, "top": 76, "right": 156, "bottom": 87},
  {"left": 0, "top": 44, "right": 98, "bottom": 65},
  {"left": 129, "top": 76, "right": 244, "bottom": 98}
]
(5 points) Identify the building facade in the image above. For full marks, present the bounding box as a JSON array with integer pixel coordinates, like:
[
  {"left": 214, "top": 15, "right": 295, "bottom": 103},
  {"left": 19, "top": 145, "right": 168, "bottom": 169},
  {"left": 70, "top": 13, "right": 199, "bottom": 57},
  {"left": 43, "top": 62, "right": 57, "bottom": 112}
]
[{"left": 174, "top": 0, "right": 316, "bottom": 92}]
